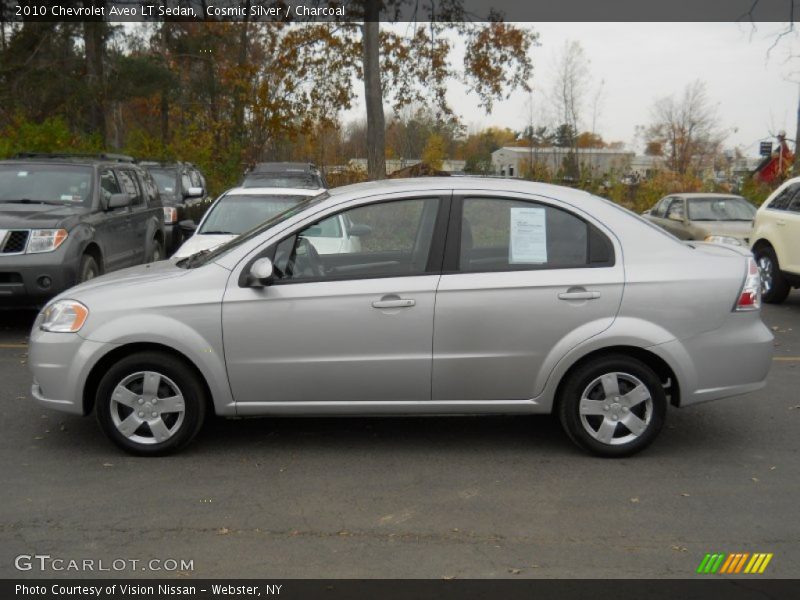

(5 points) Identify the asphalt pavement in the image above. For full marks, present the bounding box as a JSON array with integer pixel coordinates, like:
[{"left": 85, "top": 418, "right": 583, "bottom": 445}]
[{"left": 1, "top": 295, "right": 799, "bottom": 579}]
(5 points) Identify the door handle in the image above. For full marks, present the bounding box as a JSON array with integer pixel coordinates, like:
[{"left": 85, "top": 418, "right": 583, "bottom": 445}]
[
  {"left": 558, "top": 289, "right": 601, "bottom": 301},
  {"left": 777, "top": 220, "right": 786, "bottom": 226},
  {"left": 372, "top": 295, "right": 416, "bottom": 309}
]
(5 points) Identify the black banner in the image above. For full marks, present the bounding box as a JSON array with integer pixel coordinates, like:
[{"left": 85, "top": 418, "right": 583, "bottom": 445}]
[
  {"left": 3, "top": 579, "right": 800, "bottom": 600},
  {"left": 0, "top": 0, "right": 794, "bottom": 23}
]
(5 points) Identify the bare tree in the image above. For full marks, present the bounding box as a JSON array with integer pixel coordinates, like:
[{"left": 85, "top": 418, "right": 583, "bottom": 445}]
[
  {"left": 550, "top": 40, "right": 591, "bottom": 177},
  {"left": 645, "top": 80, "right": 725, "bottom": 175}
]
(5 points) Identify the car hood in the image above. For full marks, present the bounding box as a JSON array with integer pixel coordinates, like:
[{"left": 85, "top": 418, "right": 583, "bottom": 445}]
[
  {"left": 172, "top": 234, "right": 236, "bottom": 259},
  {"left": 62, "top": 260, "right": 191, "bottom": 299},
  {"left": 0, "top": 203, "right": 87, "bottom": 228}
]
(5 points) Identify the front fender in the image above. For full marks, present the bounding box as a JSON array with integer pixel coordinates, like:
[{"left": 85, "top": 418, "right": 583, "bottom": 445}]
[{"left": 80, "top": 311, "right": 235, "bottom": 416}]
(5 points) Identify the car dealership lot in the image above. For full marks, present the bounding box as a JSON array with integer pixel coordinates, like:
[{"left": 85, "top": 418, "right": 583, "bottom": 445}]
[{"left": 1, "top": 298, "right": 799, "bottom": 579}]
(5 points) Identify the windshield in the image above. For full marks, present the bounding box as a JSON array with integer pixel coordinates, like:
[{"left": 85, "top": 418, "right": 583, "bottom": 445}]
[
  {"left": 147, "top": 168, "right": 178, "bottom": 195},
  {"left": 0, "top": 164, "right": 93, "bottom": 206},
  {"left": 687, "top": 197, "right": 756, "bottom": 221},
  {"left": 199, "top": 194, "right": 314, "bottom": 235},
  {"left": 178, "top": 192, "right": 329, "bottom": 268},
  {"left": 241, "top": 173, "right": 323, "bottom": 190}
]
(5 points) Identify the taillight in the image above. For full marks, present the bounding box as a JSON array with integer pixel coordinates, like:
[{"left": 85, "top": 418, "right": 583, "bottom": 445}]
[{"left": 734, "top": 256, "right": 761, "bottom": 311}]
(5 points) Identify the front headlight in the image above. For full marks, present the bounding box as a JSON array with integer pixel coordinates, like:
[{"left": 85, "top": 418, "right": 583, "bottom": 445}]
[
  {"left": 163, "top": 207, "right": 178, "bottom": 224},
  {"left": 39, "top": 300, "right": 89, "bottom": 333},
  {"left": 27, "top": 229, "right": 68, "bottom": 253},
  {"left": 704, "top": 235, "right": 742, "bottom": 247}
]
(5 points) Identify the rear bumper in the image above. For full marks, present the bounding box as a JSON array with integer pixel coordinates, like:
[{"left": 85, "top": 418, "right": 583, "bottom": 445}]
[
  {"left": 650, "top": 314, "right": 774, "bottom": 407},
  {"left": 0, "top": 252, "right": 79, "bottom": 308},
  {"left": 164, "top": 223, "right": 182, "bottom": 257}
]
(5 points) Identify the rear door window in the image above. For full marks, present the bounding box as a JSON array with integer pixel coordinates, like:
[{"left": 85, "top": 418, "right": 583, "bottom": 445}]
[{"left": 457, "top": 197, "right": 613, "bottom": 272}]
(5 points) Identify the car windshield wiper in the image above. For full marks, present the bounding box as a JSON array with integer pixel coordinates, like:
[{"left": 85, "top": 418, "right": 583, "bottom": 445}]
[
  {"left": 176, "top": 249, "right": 211, "bottom": 269},
  {"left": 199, "top": 230, "right": 235, "bottom": 235},
  {"left": 0, "top": 198, "right": 62, "bottom": 205}
]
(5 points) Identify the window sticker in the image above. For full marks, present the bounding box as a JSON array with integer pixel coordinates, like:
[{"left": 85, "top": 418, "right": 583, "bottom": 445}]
[{"left": 509, "top": 206, "right": 547, "bottom": 264}]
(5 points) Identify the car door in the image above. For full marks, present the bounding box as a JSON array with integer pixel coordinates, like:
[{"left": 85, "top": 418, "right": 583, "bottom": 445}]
[
  {"left": 781, "top": 189, "right": 800, "bottom": 273},
  {"left": 123, "top": 169, "right": 151, "bottom": 264},
  {"left": 432, "top": 193, "right": 624, "bottom": 401},
  {"left": 222, "top": 194, "right": 449, "bottom": 408},
  {"left": 111, "top": 168, "right": 143, "bottom": 267},
  {"left": 662, "top": 197, "right": 689, "bottom": 238},
  {"left": 95, "top": 168, "right": 131, "bottom": 272}
]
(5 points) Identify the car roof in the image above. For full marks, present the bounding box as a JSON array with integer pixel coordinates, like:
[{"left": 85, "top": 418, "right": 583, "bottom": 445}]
[
  {"left": 223, "top": 186, "right": 325, "bottom": 197},
  {"left": 4, "top": 152, "right": 135, "bottom": 166},
  {"left": 247, "top": 162, "right": 319, "bottom": 174},
  {"left": 673, "top": 193, "right": 746, "bottom": 200},
  {"left": 327, "top": 176, "right": 593, "bottom": 201}
]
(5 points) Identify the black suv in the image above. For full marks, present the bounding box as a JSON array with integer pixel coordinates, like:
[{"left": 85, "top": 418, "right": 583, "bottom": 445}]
[
  {"left": 137, "top": 161, "right": 211, "bottom": 255},
  {"left": 0, "top": 153, "right": 165, "bottom": 307},
  {"left": 240, "top": 162, "right": 327, "bottom": 190}
]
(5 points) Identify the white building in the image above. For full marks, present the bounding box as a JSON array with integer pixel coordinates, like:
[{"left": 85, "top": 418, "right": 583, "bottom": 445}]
[
  {"left": 491, "top": 146, "right": 634, "bottom": 178},
  {"left": 348, "top": 158, "right": 466, "bottom": 174}
]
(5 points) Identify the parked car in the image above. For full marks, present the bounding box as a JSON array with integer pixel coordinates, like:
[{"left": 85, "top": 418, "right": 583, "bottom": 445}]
[
  {"left": 0, "top": 153, "right": 165, "bottom": 308},
  {"left": 137, "top": 161, "right": 211, "bottom": 256},
  {"left": 643, "top": 193, "right": 756, "bottom": 246},
  {"left": 751, "top": 176, "right": 800, "bottom": 303},
  {"left": 240, "top": 162, "right": 327, "bottom": 190},
  {"left": 28, "top": 178, "right": 772, "bottom": 457},
  {"left": 172, "top": 187, "right": 359, "bottom": 259}
]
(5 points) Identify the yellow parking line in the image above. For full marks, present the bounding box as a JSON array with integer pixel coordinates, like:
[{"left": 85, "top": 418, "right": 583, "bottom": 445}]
[
  {"left": 773, "top": 356, "right": 800, "bottom": 362},
  {"left": 0, "top": 343, "right": 27, "bottom": 349}
]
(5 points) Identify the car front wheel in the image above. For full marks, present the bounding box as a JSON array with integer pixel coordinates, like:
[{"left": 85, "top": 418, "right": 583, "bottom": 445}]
[
  {"left": 558, "top": 355, "right": 666, "bottom": 457},
  {"left": 95, "top": 352, "right": 207, "bottom": 456}
]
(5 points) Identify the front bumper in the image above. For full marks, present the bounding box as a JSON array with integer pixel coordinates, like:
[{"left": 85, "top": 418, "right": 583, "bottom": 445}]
[
  {"left": 28, "top": 326, "right": 111, "bottom": 415},
  {"left": 0, "top": 251, "right": 79, "bottom": 308}
]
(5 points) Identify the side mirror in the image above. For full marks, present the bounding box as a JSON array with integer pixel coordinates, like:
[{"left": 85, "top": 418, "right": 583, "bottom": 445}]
[
  {"left": 179, "top": 219, "right": 197, "bottom": 234},
  {"left": 185, "top": 186, "right": 204, "bottom": 198},
  {"left": 641, "top": 209, "right": 651, "bottom": 216},
  {"left": 348, "top": 223, "right": 372, "bottom": 237},
  {"left": 107, "top": 193, "right": 132, "bottom": 210},
  {"left": 247, "top": 257, "right": 274, "bottom": 287}
]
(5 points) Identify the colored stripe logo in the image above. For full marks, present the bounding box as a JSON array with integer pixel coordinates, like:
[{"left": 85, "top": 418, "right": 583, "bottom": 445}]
[{"left": 697, "top": 553, "right": 773, "bottom": 574}]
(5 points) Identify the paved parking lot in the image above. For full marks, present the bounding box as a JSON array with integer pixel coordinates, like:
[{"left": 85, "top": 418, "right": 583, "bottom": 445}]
[{"left": 1, "top": 295, "right": 799, "bottom": 579}]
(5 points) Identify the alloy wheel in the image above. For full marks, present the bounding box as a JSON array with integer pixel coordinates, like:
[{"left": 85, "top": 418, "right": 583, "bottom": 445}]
[
  {"left": 757, "top": 255, "right": 773, "bottom": 295},
  {"left": 578, "top": 372, "right": 654, "bottom": 446},
  {"left": 109, "top": 371, "right": 186, "bottom": 445}
]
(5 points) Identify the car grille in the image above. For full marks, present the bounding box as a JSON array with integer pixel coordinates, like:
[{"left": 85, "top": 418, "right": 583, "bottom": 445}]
[{"left": 1, "top": 230, "right": 29, "bottom": 254}]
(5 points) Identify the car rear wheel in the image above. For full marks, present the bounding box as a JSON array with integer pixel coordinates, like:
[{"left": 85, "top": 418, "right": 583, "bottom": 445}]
[
  {"left": 558, "top": 355, "right": 666, "bottom": 457},
  {"left": 79, "top": 254, "right": 99, "bottom": 283},
  {"left": 755, "top": 246, "right": 790, "bottom": 304},
  {"left": 149, "top": 238, "right": 164, "bottom": 263},
  {"left": 95, "top": 352, "right": 206, "bottom": 456}
]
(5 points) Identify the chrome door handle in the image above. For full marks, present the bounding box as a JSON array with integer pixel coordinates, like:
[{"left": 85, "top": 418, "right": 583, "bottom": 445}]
[
  {"left": 372, "top": 296, "right": 415, "bottom": 309},
  {"left": 558, "top": 290, "right": 601, "bottom": 300}
]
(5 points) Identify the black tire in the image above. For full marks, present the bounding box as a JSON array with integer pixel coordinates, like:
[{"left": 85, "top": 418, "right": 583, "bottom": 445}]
[
  {"left": 95, "top": 351, "right": 207, "bottom": 456},
  {"left": 754, "top": 246, "right": 790, "bottom": 304},
  {"left": 148, "top": 238, "right": 164, "bottom": 263},
  {"left": 558, "top": 354, "right": 667, "bottom": 457},
  {"left": 79, "top": 254, "right": 100, "bottom": 283}
]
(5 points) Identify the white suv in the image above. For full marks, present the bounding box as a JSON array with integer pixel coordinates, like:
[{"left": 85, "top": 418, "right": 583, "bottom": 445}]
[{"left": 751, "top": 176, "right": 800, "bottom": 303}]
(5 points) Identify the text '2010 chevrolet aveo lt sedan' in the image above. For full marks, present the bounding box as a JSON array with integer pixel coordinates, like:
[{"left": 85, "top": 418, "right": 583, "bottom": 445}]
[{"left": 28, "top": 178, "right": 774, "bottom": 457}]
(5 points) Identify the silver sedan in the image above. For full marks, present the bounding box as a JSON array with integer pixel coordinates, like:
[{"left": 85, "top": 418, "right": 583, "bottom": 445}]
[{"left": 28, "top": 178, "right": 773, "bottom": 457}]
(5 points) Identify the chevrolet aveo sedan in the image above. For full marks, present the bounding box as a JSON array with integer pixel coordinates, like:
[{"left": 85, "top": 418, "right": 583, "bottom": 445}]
[{"left": 28, "top": 178, "right": 774, "bottom": 457}]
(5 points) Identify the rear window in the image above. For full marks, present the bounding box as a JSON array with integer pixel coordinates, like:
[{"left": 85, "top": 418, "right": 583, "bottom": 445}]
[
  {"left": 199, "top": 194, "right": 313, "bottom": 235},
  {"left": 241, "top": 173, "right": 324, "bottom": 190},
  {"left": 147, "top": 168, "right": 178, "bottom": 195},
  {"left": 0, "top": 164, "right": 93, "bottom": 206}
]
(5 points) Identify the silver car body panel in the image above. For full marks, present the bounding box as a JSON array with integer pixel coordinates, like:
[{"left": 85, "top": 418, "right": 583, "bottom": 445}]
[{"left": 28, "top": 178, "right": 773, "bottom": 419}]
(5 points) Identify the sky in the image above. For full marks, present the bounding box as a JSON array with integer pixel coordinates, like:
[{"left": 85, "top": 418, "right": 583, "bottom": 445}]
[{"left": 343, "top": 22, "right": 800, "bottom": 158}]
